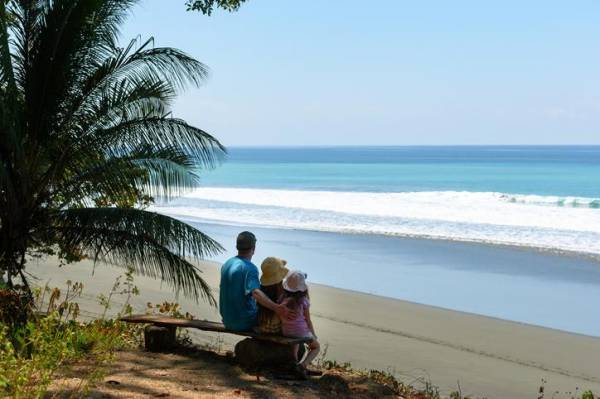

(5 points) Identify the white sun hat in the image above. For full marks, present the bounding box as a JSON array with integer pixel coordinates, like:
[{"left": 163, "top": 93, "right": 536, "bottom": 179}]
[{"left": 282, "top": 270, "right": 308, "bottom": 293}]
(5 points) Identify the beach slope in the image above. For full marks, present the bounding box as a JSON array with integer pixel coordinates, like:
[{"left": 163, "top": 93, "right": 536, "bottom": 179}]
[{"left": 28, "top": 258, "right": 600, "bottom": 399}]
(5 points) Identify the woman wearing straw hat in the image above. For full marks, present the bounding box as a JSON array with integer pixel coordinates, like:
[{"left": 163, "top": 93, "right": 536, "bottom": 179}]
[{"left": 255, "top": 257, "right": 289, "bottom": 334}]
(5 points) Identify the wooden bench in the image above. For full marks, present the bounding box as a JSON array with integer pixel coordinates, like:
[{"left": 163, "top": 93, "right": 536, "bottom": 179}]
[{"left": 120, "top": 314, "right": 310, "bottom": 351}]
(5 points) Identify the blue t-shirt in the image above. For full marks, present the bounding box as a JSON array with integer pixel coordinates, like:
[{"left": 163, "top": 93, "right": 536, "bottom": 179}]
[{"left": 219, "top": 256, "right": 261, "bottom": 331}]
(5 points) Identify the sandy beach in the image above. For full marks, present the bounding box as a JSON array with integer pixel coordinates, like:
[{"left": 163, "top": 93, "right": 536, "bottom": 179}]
[{"left": 28, "top": 257, "right": 600, "bottom": 399}]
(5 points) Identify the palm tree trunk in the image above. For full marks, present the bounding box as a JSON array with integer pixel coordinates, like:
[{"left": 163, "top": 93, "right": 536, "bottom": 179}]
[
  {"left": 0, "top": 222, "right": 28, "bottom": 291},
  {"left": 18, "top": 250, "right": 30, "bottom": 292}
]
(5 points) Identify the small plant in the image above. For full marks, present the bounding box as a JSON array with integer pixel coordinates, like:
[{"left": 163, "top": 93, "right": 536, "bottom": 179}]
[
  {"left": 420, "top": 380, "right": 441, "bottom": 399},
  {"left": 321, "top": 359, "right": 353, "bottom": 371},
  {"left": 146, "top": 301, "right": 195, "bottom": 320},
  {"left": 311, "top": 346, "right": 456, "bottom": 399},
  {"left": 0, "top": 311, "right": 135, "bottom": 397},
  {"left": 314, "top": 342, "right": 329, "bottom": 368},
  {"left": 98, "top": 267, "right": 140, "bottom": 319},
  {"left": 449, "top": 381, "right": 473, "bottom": 399},
  {"left": 0, "top": 271, "right": 143, "bottom": 398},
  {"left": 44, "top": 280, "right": 84, "bottom": 322},
  {"left": 581, "top": 391, "right": 595, "bottom": 399},
  {"left": 368, "top": 369, "right": 402, "bottom": 395},
  {"left": 538, "top": 378, "right": 547, "bottom": 399},
  {"left": 450, "top": 390, "right": 473, "bottom": 399}
]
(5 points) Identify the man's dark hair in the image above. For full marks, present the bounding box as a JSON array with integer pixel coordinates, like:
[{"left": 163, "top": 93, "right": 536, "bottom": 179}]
[{"left": 236, "top": 231, "right": 256, "bottom": 251}]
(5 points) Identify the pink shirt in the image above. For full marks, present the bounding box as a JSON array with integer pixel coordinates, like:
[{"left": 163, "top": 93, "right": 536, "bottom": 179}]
[{"left": 280, "top": 297, "right": 311, "bottom": 338}]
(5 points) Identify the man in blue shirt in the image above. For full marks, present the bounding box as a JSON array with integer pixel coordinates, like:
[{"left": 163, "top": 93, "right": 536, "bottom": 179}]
[{"left": 219, "top": 231, "right": 291, "bottom": 331}]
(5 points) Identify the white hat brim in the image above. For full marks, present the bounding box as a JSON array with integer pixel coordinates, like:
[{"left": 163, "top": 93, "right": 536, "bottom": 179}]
[{"left": 282, "top": 278, "right": 307, "bottom": 292}]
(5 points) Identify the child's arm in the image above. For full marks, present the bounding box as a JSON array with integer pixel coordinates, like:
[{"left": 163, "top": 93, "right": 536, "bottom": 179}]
[
  {"left": 277, "top": 298, "right": 291, "bottom": 319},
  {"left": 304, "top": 305, "right": 317, "bottom": 338}
]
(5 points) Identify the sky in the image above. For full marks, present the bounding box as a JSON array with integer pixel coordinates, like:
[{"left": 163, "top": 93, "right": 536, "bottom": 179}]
[{"left": 121, "top": 1, "right": 600, "bottom": 146}]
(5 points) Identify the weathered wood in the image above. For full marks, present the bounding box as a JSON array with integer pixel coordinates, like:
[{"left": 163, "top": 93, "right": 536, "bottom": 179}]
[
  {"left": 234, "top": 338, "right": 297, "bottom": 368},
  {"left": 235, "top": 338, "right": 310, "bottom": 380},
  {"left": 120, "top": 314, "right": 310, "bottom": 345},
  {"left": 144, "top": 325, "right": 176, "bottom": 352}
]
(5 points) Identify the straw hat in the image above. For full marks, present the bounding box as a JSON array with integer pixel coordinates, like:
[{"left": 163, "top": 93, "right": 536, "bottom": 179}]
[
  {"left": 282, "top": 270, "right": 308, "bottom": 293},
  {"left": 260, "top": 257, "right": 289, "bottom": 286}
]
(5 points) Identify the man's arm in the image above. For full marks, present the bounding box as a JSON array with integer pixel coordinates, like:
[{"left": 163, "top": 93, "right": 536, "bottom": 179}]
[{"left": 252, "top": 289, "right": 296, "bottom": 320}]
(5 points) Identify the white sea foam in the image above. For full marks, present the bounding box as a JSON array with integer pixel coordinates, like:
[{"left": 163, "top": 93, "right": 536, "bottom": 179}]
[{"left": 150, "top": 187, "right": 600, "bottom": 256}]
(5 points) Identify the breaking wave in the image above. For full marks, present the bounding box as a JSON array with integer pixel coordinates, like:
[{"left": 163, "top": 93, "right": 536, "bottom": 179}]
[{"left": 151, "top": 188, "right": 600, "bottom": 256}]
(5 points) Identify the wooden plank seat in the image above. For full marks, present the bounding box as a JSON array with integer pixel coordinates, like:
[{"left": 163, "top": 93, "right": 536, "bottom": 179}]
[{"left": 120, "top": 314, "right": 311, "bottom": 345}]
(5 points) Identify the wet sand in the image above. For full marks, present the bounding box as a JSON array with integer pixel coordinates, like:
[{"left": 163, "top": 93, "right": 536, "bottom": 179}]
[{"left": 28, "top": 258, "right": 600, "bottom": 399}]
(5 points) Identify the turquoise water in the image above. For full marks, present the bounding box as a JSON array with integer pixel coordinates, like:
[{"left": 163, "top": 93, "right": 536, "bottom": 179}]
[
  {"left": 152, "top": 146, "right": 600, "bottom": 335},
  {"left": 200, "top": 146, "right": 600, "bottom": 197},
  {"left": 156, "top": 146, "right": 600, "bottom": 255}
]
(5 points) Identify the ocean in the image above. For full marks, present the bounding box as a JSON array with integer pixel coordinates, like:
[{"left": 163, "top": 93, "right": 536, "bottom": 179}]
[{"left": 151, "top": 146, "right": 600, "bottom": 336}]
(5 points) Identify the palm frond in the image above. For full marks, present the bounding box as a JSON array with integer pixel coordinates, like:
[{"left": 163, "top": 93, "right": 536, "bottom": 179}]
[
  {"left": 93, "top": 117, "right": 227, "bottom": 169},
  {"left": 66, "top": 40, "right": 208, "bottom": 136},
  {"left": 58, "top": 145, "right": 202, "bottom": 205},
  {"left": 76, "top": 78, "right": 176, "bottom": 135},
  {"left": 0, "top": 1, "right": 16, "bottom": 93},
  {"left": 131, "top": 154, "right": 202, "bottom": 199},
  {"left": 53, "top": 208, "right": 223, "bottom": 303}
]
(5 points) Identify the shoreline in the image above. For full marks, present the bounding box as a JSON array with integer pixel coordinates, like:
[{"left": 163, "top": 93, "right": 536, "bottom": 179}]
[
  {"left": 203, "top": 259, "right": 600, "bottom": 342},
  {"left": 178, "top": 220, "right": 600, "bottom": 337},
  {"left": 309, "top": 279, "right": 600, "bottom": 340},
  {"left": 160, "top": 213, "right": 600, "bottom": 262},
  {"left": 27, "top": 257, "right": 600, "bottom": 399}
]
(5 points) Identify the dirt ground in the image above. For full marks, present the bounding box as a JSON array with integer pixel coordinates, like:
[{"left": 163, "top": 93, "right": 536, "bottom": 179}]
[{"left": 48, "top": 347, "right": 399, "bottom": 399}]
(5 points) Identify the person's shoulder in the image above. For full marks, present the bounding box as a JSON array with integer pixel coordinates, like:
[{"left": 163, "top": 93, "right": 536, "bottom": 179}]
[
  {"left": 302, "top": 296, "right": 310, "bottom": 307},
  {"left": 221, "top": 257, "right": 237, "bottom": 269},
  {"left": 242, "top": 259, "right": 259, "bottom": 272},
  {"left": 242, "top": 257, "right": 257, "bottom": 266},
  {"left": 223, "top": 256, "right": 239, "bottom": 265}
]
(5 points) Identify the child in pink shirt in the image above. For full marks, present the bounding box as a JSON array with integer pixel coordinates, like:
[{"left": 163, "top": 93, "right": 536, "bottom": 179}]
[{"left": 280, "top": 270, "right": 320, "bottom": 372}]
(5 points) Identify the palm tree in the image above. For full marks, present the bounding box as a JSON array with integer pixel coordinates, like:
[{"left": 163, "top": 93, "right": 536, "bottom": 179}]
[{"left": 0, "top": 0, "right": 226, "bottom": 303}]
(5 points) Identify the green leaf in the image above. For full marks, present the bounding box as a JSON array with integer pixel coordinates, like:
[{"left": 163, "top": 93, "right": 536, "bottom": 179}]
[{"left": 54, "top": 208, "right": 222, "bottom": 303}]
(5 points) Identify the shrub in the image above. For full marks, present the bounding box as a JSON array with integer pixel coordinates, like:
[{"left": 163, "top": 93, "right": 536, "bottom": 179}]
[{"left": 0, "top": 272, "right": 142, "bottom": 398}]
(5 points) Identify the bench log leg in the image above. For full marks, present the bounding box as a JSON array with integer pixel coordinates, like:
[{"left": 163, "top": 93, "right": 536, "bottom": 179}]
[
  {"left": 144, "top": 324, "right": 176, "bottom": 352},
  {"left": 234, "top": 337, "right": 298, "bottom": 369}
]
